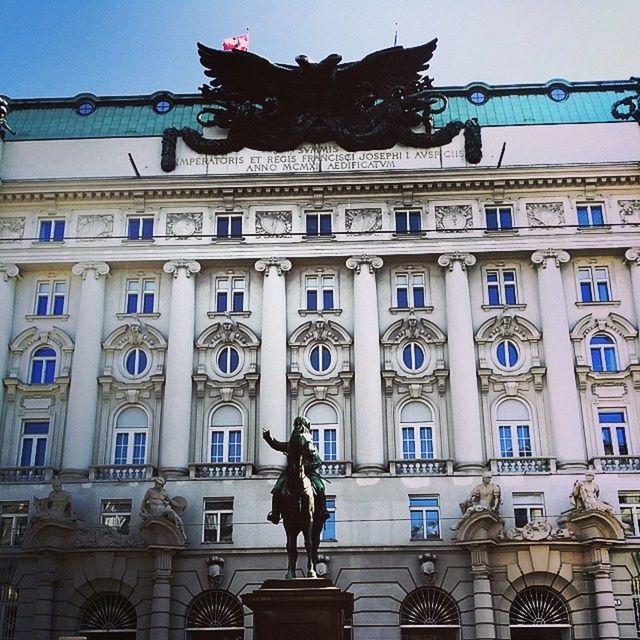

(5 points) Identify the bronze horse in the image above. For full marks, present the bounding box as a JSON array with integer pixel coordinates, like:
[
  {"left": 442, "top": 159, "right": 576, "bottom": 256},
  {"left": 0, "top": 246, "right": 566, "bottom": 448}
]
[{"left": 281, "top": 428, "right": 324, "bottom": 579}]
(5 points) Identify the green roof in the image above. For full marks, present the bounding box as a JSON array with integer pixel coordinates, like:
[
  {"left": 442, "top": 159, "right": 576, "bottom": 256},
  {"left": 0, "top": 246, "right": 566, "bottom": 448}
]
[{"left": 3, "top": 81, "right": 636, "bottom": 142}]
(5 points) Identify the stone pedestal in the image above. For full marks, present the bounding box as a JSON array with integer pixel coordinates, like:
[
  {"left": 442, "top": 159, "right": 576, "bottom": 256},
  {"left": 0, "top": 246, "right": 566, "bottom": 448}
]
[{"left": 242, "top": 579, "right": 353, "bottom": 640}]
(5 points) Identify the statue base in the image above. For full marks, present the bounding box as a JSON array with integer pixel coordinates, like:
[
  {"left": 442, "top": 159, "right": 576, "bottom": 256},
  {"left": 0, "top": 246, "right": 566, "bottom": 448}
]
[{"left": 242, "top": 579, "right": 353, "bottom": 640}]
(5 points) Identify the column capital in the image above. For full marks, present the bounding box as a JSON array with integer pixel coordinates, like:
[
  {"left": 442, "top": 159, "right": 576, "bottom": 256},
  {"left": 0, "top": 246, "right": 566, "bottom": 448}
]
[
  {"left": 345, "top": 254, "right": 384, "bottom": 274},
  {"left": 625, "top": 247, "right": 640, "bottom": 266},
  {"left": 0, "top": 262, "right": 20, "bottom": 281},
  {"left": 71, "top": 261, "right": 110, "bottom": 279},
  {"left": 163, "top": 259, "right": 201, "bottom": 278},
  {"left": 254, "top": 257, "right": 292, "bottom": 276},
  {"left": 531, "top": 249, "right": 570, "bottom": 268},
  {"left": 437, "top": 252, "right": 476, "bottom": 271}
]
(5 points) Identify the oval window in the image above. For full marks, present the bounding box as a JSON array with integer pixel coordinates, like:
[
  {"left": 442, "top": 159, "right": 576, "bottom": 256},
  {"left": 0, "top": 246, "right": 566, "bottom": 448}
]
[
  {"left": 496, "top": 339, "right": 519, "bottom": 369},
  {"left": 217, "top": 346, "right": 240, "bottom": 374},
  {"left": 402, "top": 342, "right": 425, "bottom": 371},
  {"left": 310, "top": 344, "right": 332, "bottom": 373},
  {"left": 153, "top": 98, "right": 172, "bottom": 114},
  {"left": 76, "top": 101, "right": 96, "bottom": 116},
  {"left": 125, "top": 348, "right": 148, "bottom": 376}
]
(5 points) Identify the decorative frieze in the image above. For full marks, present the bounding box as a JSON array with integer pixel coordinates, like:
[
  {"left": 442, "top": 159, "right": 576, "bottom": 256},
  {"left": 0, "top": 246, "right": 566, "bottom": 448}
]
[
  {"left": 619, "top": 200, "right": 640, "bottom": 224},
  {"left": 434, "top": 205, "right": 472, "bottom": 232},
  {"left": 0, "top": 217, "right": 25, "bottom": 240},
  {"left": 255, "top": 210, "right": 292, "bottom": 236},
  {"left": 525, "top": 202, "right": 565, "bottom": 227},
  {"left": 166, "top": 212, "right": 202, "bottom": 239},
  {"left": 345, "top": 207, "right": 382, "bottom": 234},
  {"left": 76, "top": 214, "right": 114, "bottom": 240}
]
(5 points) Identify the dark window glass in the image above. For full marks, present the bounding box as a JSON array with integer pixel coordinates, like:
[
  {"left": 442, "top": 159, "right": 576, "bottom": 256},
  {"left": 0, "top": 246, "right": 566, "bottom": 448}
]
[
  {"left": 76, "top": 101, "right": 95, "bottom": 115},
  {"left": 230, "top": 216, "right": 242, "bottom": 237},
  {"left": 306, "top": 215, "right": 318, "bottom": 235},
  {"left": 232, "top": 291, "right": 244, "bottom": 312},
  {"left": 153, "top": 99, "right": 172, "bottom": 114},
  {"left": 127, "top": 218, "right": 140, "bottom": 240},
  {"left": 323, "top": 289, "right": 334, "bottom": 310},
  {"left": 141, "top": 218, "right": 154, "bottom": 239},
  {"left": 307, "top": 290, "right": 318, "bottom": 311},
  {"left": 319, "top": 214, "right": 332, "bottom": 235}
]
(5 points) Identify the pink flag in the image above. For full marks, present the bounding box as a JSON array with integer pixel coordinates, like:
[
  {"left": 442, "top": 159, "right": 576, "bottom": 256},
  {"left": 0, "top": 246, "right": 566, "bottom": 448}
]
[{"left": 222, "top": 34, "right": 249, "bottom": 51}]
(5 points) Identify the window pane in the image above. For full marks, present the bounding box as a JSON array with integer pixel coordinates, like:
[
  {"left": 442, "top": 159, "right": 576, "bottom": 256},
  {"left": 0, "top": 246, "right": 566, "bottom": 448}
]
[
  {"left": 517, "top": 425, "right": 532, "bottom": 456},
  {"left": 307, "top": 290, "right": 318, "bottom": 310},
  {"left": 141, "top": 218, "right": 154, "bottom": 239},
  {"left": 409, "top": 211, "right": 421, "bottom": 232},
  {"left": 210, "top": 431, "right": 224, "bottom": 462},
  {"left": 230, "top": 217, "right": 242, "bottom": 237},
  {"left": 34, "top": 438, "right": 47, "bottom": 465},
  {"left": 220, "top": 512, "right": 233, "bottom": 541},
  {"left": 499, "top": 425, "right": 513, "bottom": 457},
  {"left": 44, "top": 359, "right": 56, "bottom": 383},
  {"left": 228, "top": 430, "right": 242, "bottom": 462},
  {"left": 24, "top": 421, "right": 49, "bottom": 435},
  {"left": 322, "top": 289, "right": 334, "bottom": 310},
  {"left": 617, "top": 427, "right": 628, "bottom": 456},
  {"left": 232, "top": 291, "right": 244, "bottom": 312},
  {"left": 505, "top": 283, "right": 517, "bottom": 305},
  {"left": 306, "top": 215, "right": 318, "bottom": 235},
  {"left": 413, "top": 287, "right": 425, "bottom": 308},
  {"left": 486, "top": 209, "right": 498, "bottom": 230},
  {"left": 577, "top": 207, "right": 589, "bottom": 227},
  {"left": 114, "top": 433, "right": 129, "bottom": 464},
  {"left": 128, "top": 218, "right": 140, "bottom": 239},
  {"left": 395, "top": 212, "right": 407, "bottom": 233},
  {"left": 591, "top": 206, "right": 604, "bottom": 225},
  {"left": 53, "top": 220, "right": 65, "bottom": 241},
  {"left": 580, "top": 281, "right": 593, "bottom": 302},
  {"left": 39, "top": 220, "right": 52, "bottom": 241},
  {"left": 397, "top": 288, "right": 408, "bottom": 308},
  {"left": 596, "top": 281, "right": 610, "bottom": 302},
  {"left": 20, "top": 439, "right": 33, "bottom": 466},
  {"left": 217, "top": 217, "right": 229, "bottom": 237},
  {"left": 216, "top": 291, "right": 228, "bottom": 312},
  {"left": 402, "top": 427, "right": 416, "bottom": 459},
  {"left": 324, "top": 429, "right": 337, "bottom": 461},
  {"left": 488, "top": 284, "right": 500, "bottom": 305},
  {"left": 602, "top": 427, "right": 613, "bottom": 455},
  {"left": 30, "top": 359, "right": 43, "bottom": 384},
  {"left": 142, "top": 292, "right": 154, "bottom": 313},
  {"left": 52, "top": 293, "right": 65, "bottom": 315},
  {"left": 420, "top": 427, "right": 434, "bottom": 459},
  {"left": 132, "top": 433, "right": 146, "bottom": 464},
  {"left": 410, "top": 510, "right": 424, "bottom": 539},
  {"left": 319, "top": 214, "right": 332, "bottom": 235},
  {"left": 499, "top": 208, "right": 513, "bottom": 230}
]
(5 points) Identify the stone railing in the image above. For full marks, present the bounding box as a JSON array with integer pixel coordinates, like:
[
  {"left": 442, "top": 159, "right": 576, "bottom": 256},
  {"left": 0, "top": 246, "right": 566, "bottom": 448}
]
[
  {"left": 318, "top": 461, "right": 352, "bottom": 477},
  {"left": 490, "top": 457, "right": 556, "bottom": 474},
  {"left": 390, "top": 459, "right": 453, "bottom": 476},
  {"left": 0, "top": 466, "right": 56, "bottom": 483},
  {"left": 190, "top": 463, "right": 253, "bottom": 479},
  {"left": 90, "top": 464, "right": 156, "bottom": 481},
  {"left": 592, "top": 456, "right": 640, "bottom": 472}
]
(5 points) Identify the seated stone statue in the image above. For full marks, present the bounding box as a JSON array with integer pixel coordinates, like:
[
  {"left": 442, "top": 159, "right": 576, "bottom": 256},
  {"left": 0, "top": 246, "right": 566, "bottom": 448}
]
[
  {"left": 569, "top": 472, "right": 614, "bottom": 514},
  {"left": 140, "top": 477, "right": 187, "bottom": 538},
  {"left": 451, "top": 471, "right": 501, "bottom": 530},
  {"left": 32, "top": 478, "right": 75, "bottom": 522}
]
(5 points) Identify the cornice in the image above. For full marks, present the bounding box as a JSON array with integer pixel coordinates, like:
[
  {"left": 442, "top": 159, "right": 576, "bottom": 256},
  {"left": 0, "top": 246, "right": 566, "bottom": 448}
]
[{"left": 1, "top": 164, "right": 639, "bottom": 205}]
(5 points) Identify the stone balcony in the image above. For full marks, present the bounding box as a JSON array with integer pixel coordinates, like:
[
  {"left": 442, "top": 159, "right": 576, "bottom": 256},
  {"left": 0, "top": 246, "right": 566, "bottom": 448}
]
[
  {"left": 0, "top": 466, "right": 56, "bottom": 483},
  {"left": 490, "top": 457, "right": 556, "bottom": 474},
  {"left": 318, "top": 461, "right": 352, "bottom": 476},
  {"left": 390, "top": 459, "right": 454, "bottom": 475},
  {"left": 90, "top": 464, "right": 156, "bottom": 481},
  {"left": 189, "top": 462, "right": 253, "bottom": 479},
  {"left": 592, "top": 456, "right": 640, "bottom": 472}
]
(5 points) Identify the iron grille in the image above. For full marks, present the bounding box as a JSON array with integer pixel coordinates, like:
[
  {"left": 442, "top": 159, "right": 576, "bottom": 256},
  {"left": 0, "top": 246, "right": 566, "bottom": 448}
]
[
  {"left": 400, "top": 587, "right": 460, "bottom": 626},
  {"left": 186, "top": 589, "right": 244, "bottom": 630},
  {"left": 80, "top": 591, "right": 137, "bottom": 631},
  {"left": 510, "top": 587, "right": 569, "bottom": 626}
]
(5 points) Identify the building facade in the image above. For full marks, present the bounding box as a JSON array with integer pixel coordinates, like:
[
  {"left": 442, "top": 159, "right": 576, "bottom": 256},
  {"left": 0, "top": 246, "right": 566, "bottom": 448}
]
[{"left": 1, "top": 78, "right": 640, "bottom": 639}]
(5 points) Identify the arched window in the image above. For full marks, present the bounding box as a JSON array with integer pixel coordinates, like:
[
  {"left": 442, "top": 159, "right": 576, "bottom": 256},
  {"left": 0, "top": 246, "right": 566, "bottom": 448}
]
[
  {"left": 400, "top": 587, "right": 460, "bottom": 640},
  {"left": 306, "top": 403, "right": 338, "bottom": 461},
  {"left": 590, "top": 334, "right": 619, "bottom": 372},
  {"left": 217, "top": 346, "right": 240, "bottom": 375},
  {"left": 496, "top": 399, "right": 532, "bottom": 458},
  {"left": 209, "top": 405, "right": 243, "bottom": 463},
  {"left": 402, "top": 342, "right": 425, "bottom": 371},
  {"left": 80, "top": 592, "right": 137, "bottom": 639},
  {"left": 309, "top": 344, "right": 332, "bottom": 373},
  {"left": 124, "top": 348, "right": 148, "bottom": 376},
  {"left": 186, "top": 589, "right": 244, "bottom": 640},
  {"left": 0, "top": 585, "right": 18, "bottom": 640},
  {"left": 113, "top": 407, "right": 148, "bottom": 465},
  {"left": 399, "top": 402, "right": 435, "bottom": 460},
  {"left": 510, "top": 587, "right": 569, "bottom": 633},
  {"left": 30, "top": 347, "right": 56, "bottom": 384}
]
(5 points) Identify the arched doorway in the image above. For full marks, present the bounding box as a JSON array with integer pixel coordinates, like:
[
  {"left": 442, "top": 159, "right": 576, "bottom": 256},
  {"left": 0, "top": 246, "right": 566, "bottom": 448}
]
[
  {"left": 509, "top": 586, "right": 571, "bottom": 640},
  {"left": 186, "top": 589, "right": 244, "bottom": 640},
  {"left": 399, "top": 587, "right": 460, "bottom": 640},
  {"left": 79, "top": 591, "right": 137, "bottom": 640}
]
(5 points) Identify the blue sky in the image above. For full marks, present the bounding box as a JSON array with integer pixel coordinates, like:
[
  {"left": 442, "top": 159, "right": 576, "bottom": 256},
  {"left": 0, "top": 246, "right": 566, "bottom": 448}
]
[{"left": 3, "top": 0, "right": 640, "bottom": 98}]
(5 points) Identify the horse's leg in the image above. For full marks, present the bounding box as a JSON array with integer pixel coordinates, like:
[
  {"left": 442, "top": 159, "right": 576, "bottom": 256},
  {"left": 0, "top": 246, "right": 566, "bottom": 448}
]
[
  {"left": 285, "top": 523, "right": 297, "bottom": 580},
  {"left": 304, "top": 493, "right": 317, "bottom": 578}
]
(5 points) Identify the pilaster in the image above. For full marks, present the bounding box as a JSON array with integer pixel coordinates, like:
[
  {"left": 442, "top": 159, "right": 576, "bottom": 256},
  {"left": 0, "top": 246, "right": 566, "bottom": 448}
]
[
  {"left": 149, "top": 549, "right": 175, "bottom": 640},
  {"left": 624, "top": 247, "right": 640, "bottom": 326},
  {"left": 0, "top": 263, "right": 20, "bottom": 428}
]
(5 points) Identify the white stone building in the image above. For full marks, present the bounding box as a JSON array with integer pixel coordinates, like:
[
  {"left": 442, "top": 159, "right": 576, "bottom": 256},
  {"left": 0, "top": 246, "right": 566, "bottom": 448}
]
[{"left": 0, "top": 78, "right": 640, "bottom": 639}]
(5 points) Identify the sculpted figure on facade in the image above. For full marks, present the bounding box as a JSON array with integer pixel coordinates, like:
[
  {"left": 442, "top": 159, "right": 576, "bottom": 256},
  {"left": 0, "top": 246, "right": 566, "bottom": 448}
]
[
  {"left": 452, "top": 471, "right": 501, "bottom": 530},
  {"left": 569, "top": 472, "right": 614, "bottom": 514},
  {"left": 140, "top": 477, "right": 187, "bottom": 538},
  {"left": 31, "top": 479, "right": 75, "bottom": 523}
]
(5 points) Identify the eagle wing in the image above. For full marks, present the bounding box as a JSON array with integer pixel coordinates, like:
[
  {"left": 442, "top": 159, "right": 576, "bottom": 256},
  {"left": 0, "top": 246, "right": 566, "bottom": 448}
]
[
  {"left": 334, "top": 39, "right": 438, "bottom": 107},
  {"left": 197, "top": 42, "right": 299, "bottom": 102}
]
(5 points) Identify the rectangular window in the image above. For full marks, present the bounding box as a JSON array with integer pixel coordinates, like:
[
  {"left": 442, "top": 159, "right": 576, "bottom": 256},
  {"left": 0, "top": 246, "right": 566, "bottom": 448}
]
[
  {"left": 485, "top": 206, "right": 514, "bottom": 231},
  {"left": 410, "top": 496, "right": 440, "bottom": 540},
  {"left": 322, "top": 497, "right": 337, "bottom": 541},
  {"left": 203, "top": 498, "right": 233, "bottom": 543},
  {"left": 215, "top": 275, "right": 246, "bottom": 313},
  {"left": 395, "top": 210, "right": 422, "bottom": 234},
  {"left": 127, "top": 216, "right": 154, "bottom": 240},
  {"left": 513, "top": 493, "right": 545, "bottom": 528},
  {"left": 305, "top": 212, "right": 332, "bottom": 236},
  {"left": 216, "top": 214, "right": 243, "bottom": 239},
  {"left": 35, "top": 280, "right": 66, "bottom": 316},
  {"left": 305, "top": 274, "right": 335, "bottom": 311},
  {"left": 578, "top": 266, "right": 611, "bottom": 303},
  {"left": 209, "top": 429, "right": 242, "bottom": 463},
  {"left": 486, "top": 268, "right": 518, "bottom": 306},
  {"left": 577, "top": 203, "right": 605, "bottom": 228},
  {"left": 125, "top": 278, "right": 156, "bottom": 314},
  {"left": 401, "top": 426, "right": 434, "bottom": 460},
  {"left": 394, "top": 272, "right": 426, "bottom": 308},
  {"left": 599, "top": 410, "right": 628, "bottom": 456},
  {"left": 101, "top": 499, "right": 132, "bottom": 534},
  {"left": 113, "top": 431, "right": 147, "bottom": 465},
  {"left": 498, "top": 424, "right": 531, "bottom": 457},
  {"left": 38, "top": 219, "right": 65, "bottom": 242},
  {"left": 311, "top": 428, "right": 338, "bottom": 461},
  {"left": 619, "top": 492, "right": 640, "bottom": 537},
  {"left": 0, "top": 502, "right": 29, "bottom": 546},
  {"left": 19, "top": 421, "right": 49, "bottom": 466}
]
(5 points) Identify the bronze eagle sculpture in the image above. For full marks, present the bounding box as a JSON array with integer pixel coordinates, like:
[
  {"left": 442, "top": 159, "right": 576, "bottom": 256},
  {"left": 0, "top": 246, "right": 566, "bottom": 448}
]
[{"left": 160, "top": 41, "right": 482, "bottom": 170}]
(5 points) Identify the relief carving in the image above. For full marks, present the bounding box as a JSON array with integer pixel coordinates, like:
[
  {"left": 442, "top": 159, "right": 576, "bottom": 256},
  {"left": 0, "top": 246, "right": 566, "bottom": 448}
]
[
  {"left": 345, "top": 208, "right": 382, "bottom": 234},
  {"left": 501, "top": 520, "right": 574, "bottom": 541},
  {"left": 434, "top": 205, "right": 472, "bottom": 232},
  {"left": 76, "top": 214, "right": 114, "bottom": 240},
  {"left": 255, "top": 210, "right": 292, "bottom": 236},
  {"left": 619, "top": 200, "right": 640, "bottom": 224},
  {"left": 0, "top": 217, "right": 25, "bottom": 240},
  {"left": 525, "top": 202, "right": 565, "bottom": 227},
  {"left": 166, "top": 212, "right": 203, "bottom": 239}
]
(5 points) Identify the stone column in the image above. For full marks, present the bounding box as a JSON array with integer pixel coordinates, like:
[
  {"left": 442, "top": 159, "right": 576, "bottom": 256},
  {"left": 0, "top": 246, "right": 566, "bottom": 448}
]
[
  {"left": 33, "top": 566, "right": 57, "bottom": 640},
  {"left": 0, "top": 264, "right": 19, "bottom": 430},
  {"left": 254, "top": 258, "right": 292, "bottom": 471},
  {"left": 588, "top": 546, "right": 619, "bottom": 640},
  {"left": 346, "top": 255, "right": 386, "bottom": 472},
  {"left": 160, "top": 259, "right": 201, "bottom": 477},
  {"left": 149, "top": 550, "right": 174, "bottom": 640},
  {"left": 531, "top": 250, "right": 587, "bottom": 468},
  {"left": 62, "top": 261, "right": 110, "bottom": 478},
  {"left": 624, "top": 248, "right": 640, "bottom": 326},
  {"left": 437, "top": 253, "right": 484, "bottom": 470},
  {"left": 470, "top": 547, "right": 497, "bottom": 640}
]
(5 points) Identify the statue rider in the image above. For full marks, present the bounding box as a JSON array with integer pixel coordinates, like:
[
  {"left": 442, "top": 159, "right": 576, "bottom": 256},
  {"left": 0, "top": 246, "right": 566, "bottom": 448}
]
[{"left": 262, "top": 416, "right": 330, "bottom": 525}]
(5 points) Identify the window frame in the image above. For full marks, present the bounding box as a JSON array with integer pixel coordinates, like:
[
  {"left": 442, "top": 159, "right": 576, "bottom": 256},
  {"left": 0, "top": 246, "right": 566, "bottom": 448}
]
[
  {"left": 19, "top": 420, "right": 50, "bottom": 467},
  {"left": 215, "top": 213, "right": 243, "bottom": 239},
  {"left": 484, "top": 267, "right": 519, "bottom": 306},
  {"left": 214, "top": 274, "right": 247, "bottom": 313},
  {"left": 577, "top": 265, "right": 612, "bottom": 303},
  {"left": 304, "top": 273, "right": 336, "bottom": 311},
  {"left": 512, "top": 492, "right": 545, "bottom": 528},
  {"left": 203, "top": 498, "right": 234, "bottom": 543},
  {"left": 484, "top": 205, "right": 514, "bottom": 232},
  {"left": 494, "top": 338, "right": 521, "bottom": 371},
  {"left": 305, "top": 211, "right": 333, "bottom": 237},
  {"left": 0, "top": 501, "right": 29, "bottom": 546},
  {"left": 619, "top": 491, "right": 640, "bottom": 537},
  {"left": 29, "top": 347, "right": 57, "bottom": 384},
  {"left": 409, "top": 496, "right": 441, "bottom": 541},
  {"left": 37, "top": 218, "right": 66, "bottom": 243},
  {"left": 112, "top": 407, "right": 148, "bottom": 466},
  {"left": 124, "top": 277, "right": 157, "bottom": 315},
  {"left": 309, "top": 343, "right": 334, "bottom": 374},
  {"left": 590, "top": 334, "right": 619, "bottom": 372},
  {"left": 393, "top": 269, "right": 428, "bottom": 310},
  {"left": 123, "top": 347, "right": 150, "bottom": 378},
  {"left": 598, "top": 409, "right": 629, "bottom": 456},
  {"left": 215, "top": 345, "right": 242, "bottom": 376},
  {"left": 311, "top": 424, "right": 338, "bottom": 462},
  {"left": 100, "top": 499, "right": 133, "bottom": 534},
  {"left": 576, "top": 202, "right": 606, "bottom": 228},
  {"left": 126, "top": 215, "right": 155, "bottom": 241},
  {"left": 209, "top": 425, "right": 243, "bottom": 464},
  {"left": 399, "top": 341, "right": 427, "bottom": 374},
  {"left": 394, "top": 209, "right": 423, "bottom": 235},
  {"left": 321, "top": 497, "right": 337, "bottom": 541},
  {"left": 34, "top": 279, "right": 67, "bottom": 316}
]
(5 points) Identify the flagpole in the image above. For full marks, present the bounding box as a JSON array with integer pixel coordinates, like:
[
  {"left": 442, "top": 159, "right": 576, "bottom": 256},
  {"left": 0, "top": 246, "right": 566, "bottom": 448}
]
[{"left": 393, "top": 21, "right": 398, "bottom": 47}]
